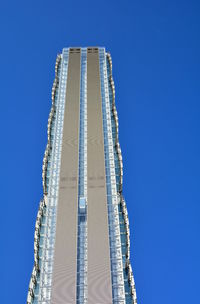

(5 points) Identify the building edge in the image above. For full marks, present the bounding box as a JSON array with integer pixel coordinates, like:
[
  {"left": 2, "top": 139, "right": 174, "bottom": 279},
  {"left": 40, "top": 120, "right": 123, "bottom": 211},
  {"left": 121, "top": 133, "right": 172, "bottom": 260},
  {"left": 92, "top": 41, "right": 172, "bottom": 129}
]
[
  {"left": 106, "top": 52, "right": 137, "bottom": 304},
  {"left": 27, "top": 54, "right": 62, "bottom": 304}
]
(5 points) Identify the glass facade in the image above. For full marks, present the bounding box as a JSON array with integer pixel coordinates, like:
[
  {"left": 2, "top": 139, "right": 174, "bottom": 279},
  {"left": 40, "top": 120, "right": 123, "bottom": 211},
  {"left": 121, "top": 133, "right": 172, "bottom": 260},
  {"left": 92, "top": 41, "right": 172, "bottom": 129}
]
[
  {"left": 27, "top": 47, "right": 137, "bottom": 304},
  {"left": 77, "top": 48, "right": 88, "bottom": 304}
]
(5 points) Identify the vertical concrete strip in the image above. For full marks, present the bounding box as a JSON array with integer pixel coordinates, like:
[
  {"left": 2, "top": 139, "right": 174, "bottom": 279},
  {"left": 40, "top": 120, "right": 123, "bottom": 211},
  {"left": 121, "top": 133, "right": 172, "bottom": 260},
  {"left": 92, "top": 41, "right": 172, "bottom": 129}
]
[
  {"left": 51, "top": 50, "right": 81, "bottom": 304},
  {"left": 87, "top": 49, "right": 113, "bottom": 304}
]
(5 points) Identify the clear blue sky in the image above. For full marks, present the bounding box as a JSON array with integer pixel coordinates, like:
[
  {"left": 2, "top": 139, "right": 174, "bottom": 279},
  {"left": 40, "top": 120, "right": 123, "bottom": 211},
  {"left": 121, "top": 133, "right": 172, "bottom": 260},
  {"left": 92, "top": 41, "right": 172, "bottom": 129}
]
[{"left": 1, "top": 0, "right": 200, "bottom": 303}]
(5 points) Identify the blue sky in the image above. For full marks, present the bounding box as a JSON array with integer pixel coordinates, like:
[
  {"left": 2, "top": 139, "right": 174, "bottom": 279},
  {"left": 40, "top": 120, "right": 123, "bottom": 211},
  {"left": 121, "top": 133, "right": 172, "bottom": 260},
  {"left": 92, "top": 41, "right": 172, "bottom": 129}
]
[{"left": 1, "top": 0, "right": 200, "bottom": 303}]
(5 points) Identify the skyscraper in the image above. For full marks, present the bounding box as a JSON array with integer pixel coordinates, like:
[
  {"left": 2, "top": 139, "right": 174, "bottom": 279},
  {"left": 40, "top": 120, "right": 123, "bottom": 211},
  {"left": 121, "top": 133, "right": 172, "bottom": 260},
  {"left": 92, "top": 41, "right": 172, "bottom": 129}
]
[{"left": 27, "top": 47, "right": 137, "bottom": 304}]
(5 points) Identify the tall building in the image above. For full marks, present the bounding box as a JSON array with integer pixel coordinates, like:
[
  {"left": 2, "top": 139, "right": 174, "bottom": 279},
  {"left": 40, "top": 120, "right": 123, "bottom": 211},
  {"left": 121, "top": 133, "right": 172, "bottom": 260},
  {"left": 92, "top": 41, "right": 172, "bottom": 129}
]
[{"left": 27, "top": 47, "right": 137, "bottom": 304}]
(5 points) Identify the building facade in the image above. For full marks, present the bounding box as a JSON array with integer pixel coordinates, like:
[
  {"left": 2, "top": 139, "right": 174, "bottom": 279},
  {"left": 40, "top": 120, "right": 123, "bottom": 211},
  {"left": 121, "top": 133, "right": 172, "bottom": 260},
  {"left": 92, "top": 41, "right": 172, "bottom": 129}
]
[{"left": 27, "top": 47, "right": 137, "bottom": 304}]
